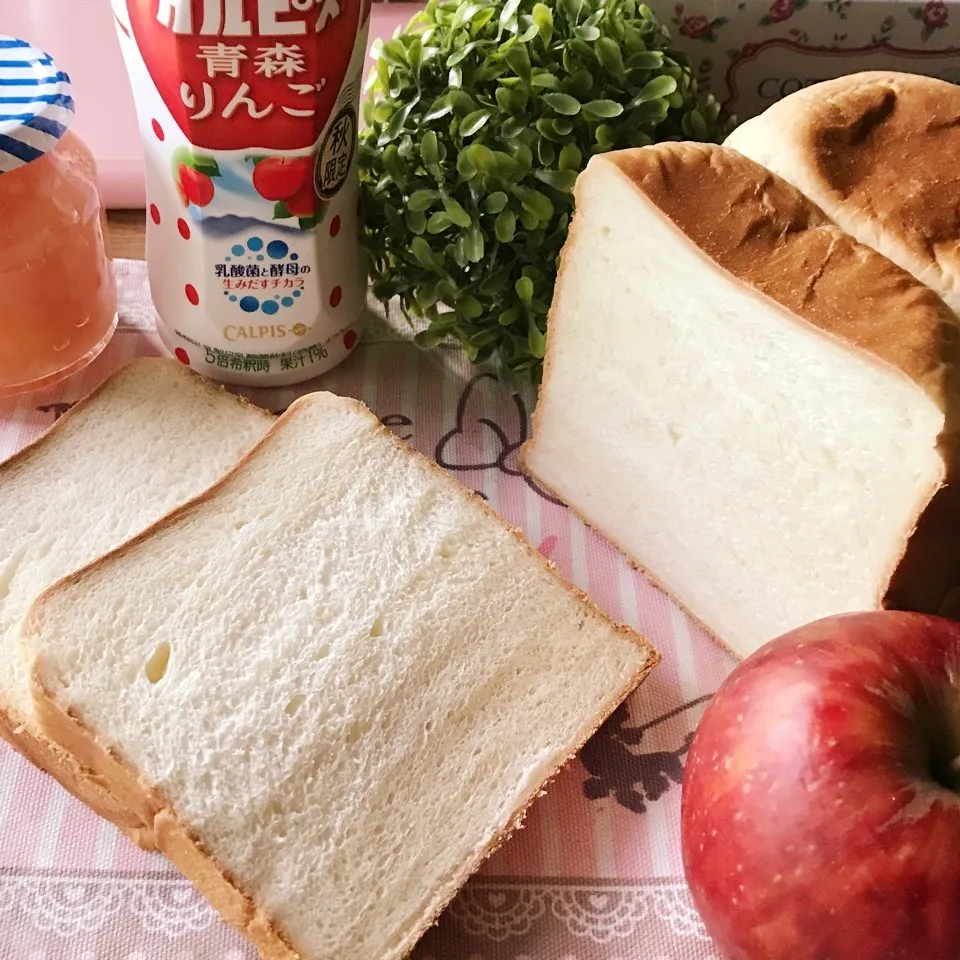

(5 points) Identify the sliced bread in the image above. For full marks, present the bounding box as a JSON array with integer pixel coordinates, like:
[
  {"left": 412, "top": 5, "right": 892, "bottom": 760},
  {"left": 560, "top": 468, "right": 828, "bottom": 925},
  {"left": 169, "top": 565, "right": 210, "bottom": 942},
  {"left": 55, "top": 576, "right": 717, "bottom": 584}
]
[
  {"left": 520, "top": 142, "right": 960, "bottom": 659},
  {"left": 0, "top": 359, "right": 272, "bottom": 834},
  {"left": 23, "top": 392, "right": 657, "bottom": 960},
  {"left": 725, "top": 71, "right": 960, "bottom": 315}
]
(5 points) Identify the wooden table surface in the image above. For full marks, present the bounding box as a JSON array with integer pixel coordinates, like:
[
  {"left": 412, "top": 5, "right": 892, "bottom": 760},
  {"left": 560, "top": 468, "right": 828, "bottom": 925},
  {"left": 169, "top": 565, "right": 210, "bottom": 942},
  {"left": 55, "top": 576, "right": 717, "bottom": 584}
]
[{"left": 107, "top": 210, "right": 146, "bottom": 260}]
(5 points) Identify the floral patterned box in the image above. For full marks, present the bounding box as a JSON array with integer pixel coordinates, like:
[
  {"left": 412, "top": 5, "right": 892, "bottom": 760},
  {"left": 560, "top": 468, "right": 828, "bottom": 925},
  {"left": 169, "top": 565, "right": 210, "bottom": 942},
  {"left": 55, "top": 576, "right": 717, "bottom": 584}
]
[{"left": 655, "top": 0, "right": 960, "bottom": 119}]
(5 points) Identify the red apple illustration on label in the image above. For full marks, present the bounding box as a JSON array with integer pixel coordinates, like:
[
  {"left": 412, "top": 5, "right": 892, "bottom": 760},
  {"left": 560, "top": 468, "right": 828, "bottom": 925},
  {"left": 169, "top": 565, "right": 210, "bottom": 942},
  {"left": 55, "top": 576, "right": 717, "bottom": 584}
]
[
  {"left": 285, "top": 180, "right": 319, "bottom": 216},
  {"left": 125, "top": 0, "right": 363, "bottom": 152},
  {"left": 252, "top": 156, "right": 312, "bottom": 201},
  {"left": 171, "top": 147, "right": 221, "bottom": 207},
  {"left": 178, "top": 163, "right": 215, "bottom": 206}
]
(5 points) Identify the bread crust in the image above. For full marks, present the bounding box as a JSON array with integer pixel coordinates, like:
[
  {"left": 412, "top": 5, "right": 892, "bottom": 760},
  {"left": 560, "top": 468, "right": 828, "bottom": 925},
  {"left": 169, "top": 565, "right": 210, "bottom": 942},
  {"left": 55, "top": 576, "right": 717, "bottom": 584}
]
[
  {"left": 0, "top": 358, "right": 273, "bottom": 847},
  {"left": 25, "top": 392, "right": 659, "bottom": 960},
  {"left": 725, "top": 72, "right": 960, "bottom": 313},
  {"left": 601, "top": 143, "right": 959, "bottom": 403},
  {"left": 521, "top": 142, "right": 960, "bottom": 652}
]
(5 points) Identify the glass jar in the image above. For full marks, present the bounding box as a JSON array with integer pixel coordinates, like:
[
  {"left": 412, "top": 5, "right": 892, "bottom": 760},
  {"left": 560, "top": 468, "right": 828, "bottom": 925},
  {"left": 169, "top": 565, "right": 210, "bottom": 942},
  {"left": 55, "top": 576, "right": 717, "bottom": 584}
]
[{"left": 0, "top": 37, "right": 117, "bottom": 399}]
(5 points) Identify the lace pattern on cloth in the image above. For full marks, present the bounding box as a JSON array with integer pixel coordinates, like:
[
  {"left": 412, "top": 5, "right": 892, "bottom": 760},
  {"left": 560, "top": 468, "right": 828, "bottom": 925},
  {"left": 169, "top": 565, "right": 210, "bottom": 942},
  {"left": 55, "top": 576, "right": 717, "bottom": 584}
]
[{"left": 0, "top": 871, "right": 718, "bottom": 960}]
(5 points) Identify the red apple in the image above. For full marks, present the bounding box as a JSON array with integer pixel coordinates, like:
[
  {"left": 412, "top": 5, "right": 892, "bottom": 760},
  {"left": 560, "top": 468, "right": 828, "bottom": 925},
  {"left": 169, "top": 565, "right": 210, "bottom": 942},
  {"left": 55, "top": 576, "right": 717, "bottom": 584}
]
[{"left": 682, "top": 611, "right": 960, "bottom": 960}]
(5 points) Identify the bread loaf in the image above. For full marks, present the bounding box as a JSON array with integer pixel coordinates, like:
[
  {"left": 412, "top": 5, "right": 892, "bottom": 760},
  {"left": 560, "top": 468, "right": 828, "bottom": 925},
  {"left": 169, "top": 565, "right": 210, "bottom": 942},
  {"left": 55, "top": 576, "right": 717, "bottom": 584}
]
[
  {"left": 24, "top": 391, "right": 656, "bottom": 960},
  {"left": 725, "top": 71, "right": 960, "bottom": 316},
  {"left": 0, "top": 359, "right": 272, "bottom": 836},
  {"left": 520, "top": 142, "right": 960, "bottom": 658}
]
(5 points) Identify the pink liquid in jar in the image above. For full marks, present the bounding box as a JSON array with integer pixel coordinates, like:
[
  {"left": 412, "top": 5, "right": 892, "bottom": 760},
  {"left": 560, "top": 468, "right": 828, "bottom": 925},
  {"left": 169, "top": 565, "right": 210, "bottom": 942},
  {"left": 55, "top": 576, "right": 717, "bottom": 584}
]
[{"left": 0, "top": 38, "right": 117, "bottom": 398}]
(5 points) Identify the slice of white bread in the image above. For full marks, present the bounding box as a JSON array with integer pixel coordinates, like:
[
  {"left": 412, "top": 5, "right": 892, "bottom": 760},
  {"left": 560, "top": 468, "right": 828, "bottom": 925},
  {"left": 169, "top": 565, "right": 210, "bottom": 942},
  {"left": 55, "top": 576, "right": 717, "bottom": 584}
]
[
  {"left": 725, "top": 71, "right": 960, "bottom": 315},
  {"left": 0, "top": 359, "right": 272, "bottom": 836},
  {"left": 23, "top": 392, "right": 656, "bottom": 960},
  {"left": 520, "top": 142, "right": 960, "bottom": 659}
]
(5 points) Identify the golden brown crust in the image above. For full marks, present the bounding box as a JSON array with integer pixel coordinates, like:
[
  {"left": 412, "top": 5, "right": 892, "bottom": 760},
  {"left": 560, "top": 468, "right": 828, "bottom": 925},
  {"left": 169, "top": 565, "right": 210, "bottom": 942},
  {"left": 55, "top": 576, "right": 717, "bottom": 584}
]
[
  {"left": 26, "top": 392, "right": 658, "bottom": 960},
  {"left": 0, "top": 700, "right": 152, "bottom": 835},
  {"left": 0, "top": 357, "right": 273, "bottom": 846},
  {"left": 729, "top": 72, "right": 960, "bottom": 306},
  {"left": 599, "top": 143, "right": 959, "bottom": 405}
]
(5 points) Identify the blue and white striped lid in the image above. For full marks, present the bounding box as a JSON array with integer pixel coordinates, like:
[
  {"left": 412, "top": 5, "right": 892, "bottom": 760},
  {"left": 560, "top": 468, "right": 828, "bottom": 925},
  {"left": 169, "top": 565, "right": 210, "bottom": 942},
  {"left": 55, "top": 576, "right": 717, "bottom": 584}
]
[{"left": 0, "top": 36, "right": 75, "bottom": 174}]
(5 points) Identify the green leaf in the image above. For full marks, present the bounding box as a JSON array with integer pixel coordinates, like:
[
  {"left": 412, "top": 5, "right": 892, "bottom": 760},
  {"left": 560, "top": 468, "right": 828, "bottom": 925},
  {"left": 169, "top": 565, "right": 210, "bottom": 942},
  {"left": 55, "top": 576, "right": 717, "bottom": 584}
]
[
  {"left": 447, "top": 41, "right": 480, "bottom": 67},
  {"left": 483, "top": 191, "right": 509, "bottom": 213},
  {"left": 535, "top": 168, "right": 578, "bottom": 191},
  {"left": 625, "top": 50, "right": 665, "bottom": 70},
  {"left": 457, "top": 149, "right": 478, "bottom": 178},
  {"left": 449, "top": 65, "right": 463, "bottom": 88},
  {"left": 582, "top": 99, "right": 624, "bottom": 119},
  {"left": 574, "top": 23, "right": 600, "bottom": 40},
  {"left": 441, "top": 195, "right": 472, "bottom": 227},
  {"left": 532, "top": 2, "right": 554, "bottom": 44},
  {"left": 498, "top": 0, "right": 523, "bottom": 32},
  {"left": 541, "top": 92, "right": 581, "bottom": 115},
  {"left": 595, "top": 123, "right": 617, "bottom": 149},
  {"left": 558, "top": 143, "right": 582, "bottom": 170},
  {"left": 451, "top": 2, "right": 483, "bottom": 31},
  {"left": 501, "top": 116, "right": 526, "bottom": 139},
  {"left": 459, "top": 108, "right": 493, "bottom": 137},
  {"left": 273, "top": 200, "right": 293, "bottom": 220},
  {"left": 427, "top": 211, "right": 453, "bottom": 233},
  {"left": 415, "top": 327, "right": 450, "bottom": 349},
  {"left": 630, "top": 75, "right": 678, "bottom": 105},
  {"left": 424, "top": 96, "right": 453, "bottom": 121},
  {"left": 380, "top": 38, "right": 409, "bottom": 67},
  {"left": 528, "top": 318, "right": 547, "bottom": 359},
  {"left": 516, "top": 276, "right": 534, "bottom": 305},
  {"left": 376, "top": 56, "right": 390, "bottom": 90},
  {"left": 558, "top": 0, "right": 584, "bottom": 26},
  {"left": 517, "top": 187, "right": 554, "bottom": 221},
  {"left": 411, "top": 236, "right": 435, "bottom": 268},
  {"left": 499, "top": 307, "right": 521, "bottom": 325},
  {"left": 530, "top": 72, "right": 560, "bottom": 90},
  {"left": 379, "top": 99, "right": 419, "bottom": 145},
  {"left": 457, "top": 295, "right": 484, "bottom": 320},
  {"left": 596, "top": 37, "right": 625, "bottom": 78},
  {"left": 495, "top": 86, "right": 514, "bottom": 112},
  {"left": 452, "top": 235, "right": 469, "bottom": 268},
  {"left": 420, "top": 130, "right": 439, "bottom": 166},
  {"left": 464, "top": 224, "right": 485, "bottom": 262},
  {"left": 405, "top": 208, "right": 427, "bottom": 234},
  {"left": 504, "top": 44, "right": 532, "bottom": 83},
  {"left": 409, "top": 189, "right": 440, "bottom": 212},
  {"left": 518, "top": 205, "right": 539, "bottom": 230},
  {"left": 495, "top": 209, "right": 517, "bottom": 242},
  {"left": 381, "top": 143, "right": 407, "bottom": 186},
  {"left": 450, "top": 90, "right": 476, "bottom": 116}
]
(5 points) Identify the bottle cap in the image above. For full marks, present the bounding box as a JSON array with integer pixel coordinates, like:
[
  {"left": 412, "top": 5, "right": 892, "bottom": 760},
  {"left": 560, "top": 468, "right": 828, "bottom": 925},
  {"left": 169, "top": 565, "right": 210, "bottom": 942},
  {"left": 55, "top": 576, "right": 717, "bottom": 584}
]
[{"left": 0, "top": 36, "right": 74, "bottom": 174}]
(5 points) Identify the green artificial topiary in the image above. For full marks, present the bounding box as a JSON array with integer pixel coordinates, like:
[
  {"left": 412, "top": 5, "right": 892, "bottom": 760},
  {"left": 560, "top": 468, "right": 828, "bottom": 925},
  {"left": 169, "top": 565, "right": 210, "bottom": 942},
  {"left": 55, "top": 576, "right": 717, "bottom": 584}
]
[{"left": 358, "top": 0, "right": 735, "bottom": 385}]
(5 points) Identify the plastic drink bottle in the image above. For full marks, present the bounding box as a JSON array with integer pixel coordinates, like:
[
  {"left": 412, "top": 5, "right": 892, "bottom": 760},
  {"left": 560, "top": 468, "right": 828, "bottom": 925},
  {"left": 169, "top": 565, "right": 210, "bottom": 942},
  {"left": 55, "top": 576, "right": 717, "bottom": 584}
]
[{"left": 112, "top": 0, "right": 371, "bottom": 386}]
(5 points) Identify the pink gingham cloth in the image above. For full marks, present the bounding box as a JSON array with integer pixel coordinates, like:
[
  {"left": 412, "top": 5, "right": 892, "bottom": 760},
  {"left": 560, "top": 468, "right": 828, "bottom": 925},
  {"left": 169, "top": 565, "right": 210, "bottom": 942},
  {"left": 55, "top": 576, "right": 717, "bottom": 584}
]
[{"left": 0, "top": 260, "right": 734, "bottom": 960}]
